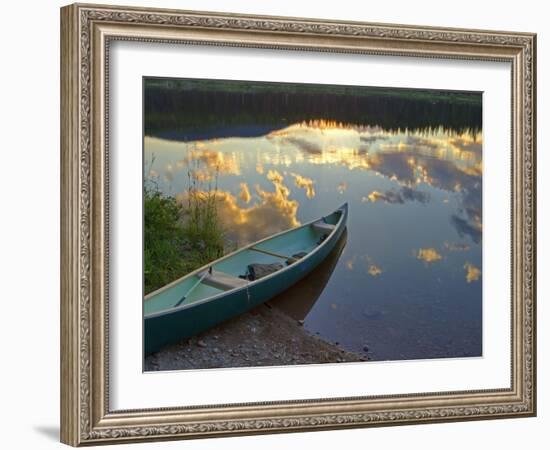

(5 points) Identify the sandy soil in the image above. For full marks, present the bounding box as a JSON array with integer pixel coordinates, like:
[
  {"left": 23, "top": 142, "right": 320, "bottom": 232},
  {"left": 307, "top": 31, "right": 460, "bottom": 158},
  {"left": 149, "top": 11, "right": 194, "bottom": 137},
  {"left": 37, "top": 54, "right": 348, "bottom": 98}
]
[{"left": 144, "top": 302, "right": 367, "bottom": 371}]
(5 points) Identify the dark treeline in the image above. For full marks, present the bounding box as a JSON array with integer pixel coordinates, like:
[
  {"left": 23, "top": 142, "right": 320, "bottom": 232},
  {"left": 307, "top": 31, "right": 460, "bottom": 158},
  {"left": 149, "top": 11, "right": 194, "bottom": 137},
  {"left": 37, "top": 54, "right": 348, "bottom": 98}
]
[{"left": 144, "top": 78, "right": 482, "bottom": 140}]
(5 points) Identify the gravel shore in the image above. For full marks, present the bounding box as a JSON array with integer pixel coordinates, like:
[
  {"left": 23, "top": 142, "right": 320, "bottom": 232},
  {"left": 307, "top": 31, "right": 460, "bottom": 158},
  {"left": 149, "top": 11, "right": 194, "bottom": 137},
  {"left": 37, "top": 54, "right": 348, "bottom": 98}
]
[{"left": 145, "top": 302, "right": 366, "bottom": 371}]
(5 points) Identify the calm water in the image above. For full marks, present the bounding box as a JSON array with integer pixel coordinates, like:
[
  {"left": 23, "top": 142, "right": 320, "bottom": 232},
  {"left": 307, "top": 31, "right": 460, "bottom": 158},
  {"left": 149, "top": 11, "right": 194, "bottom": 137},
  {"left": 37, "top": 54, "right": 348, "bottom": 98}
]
[{"left": 144, "top": 119, "right": 482, "bottom": 361}]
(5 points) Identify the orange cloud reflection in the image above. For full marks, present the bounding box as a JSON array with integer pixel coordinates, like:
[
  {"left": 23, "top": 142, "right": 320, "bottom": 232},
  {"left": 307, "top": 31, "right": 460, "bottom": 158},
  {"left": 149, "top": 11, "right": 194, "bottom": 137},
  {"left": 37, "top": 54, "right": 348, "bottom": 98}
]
[
  {"left": 181, "top": 148, "right": 240, "bottom": 181},
  {"left": 239, "top": 182, "right": 251, "bottom": 204},
  {"left": 290, "top": 172, "right": 315, "bottom": 198},
  {"left": 266, "top": 169, "right": 284, "bottom": 184},
  {"left": 177, "top": 176, "right": 299, "bottom": 247},
  {"left": 464, "top": 262, "right": 481, "bottom": 283},
  {"left": 417, "top": 248, "right": 443, "bottom": 263}
]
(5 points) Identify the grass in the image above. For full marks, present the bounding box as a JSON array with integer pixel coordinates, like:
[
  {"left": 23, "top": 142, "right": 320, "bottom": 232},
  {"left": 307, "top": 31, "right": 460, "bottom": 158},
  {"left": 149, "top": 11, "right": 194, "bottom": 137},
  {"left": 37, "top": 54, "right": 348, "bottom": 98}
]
[
  {"left": 183, "top": 169, "right": 225, "bottom": 264},
  {"left": 145, "top": 77, "right": 482, "bottom": 106},
  {"left": 144, "top": 166, "right": 225, "bottom": 295}
]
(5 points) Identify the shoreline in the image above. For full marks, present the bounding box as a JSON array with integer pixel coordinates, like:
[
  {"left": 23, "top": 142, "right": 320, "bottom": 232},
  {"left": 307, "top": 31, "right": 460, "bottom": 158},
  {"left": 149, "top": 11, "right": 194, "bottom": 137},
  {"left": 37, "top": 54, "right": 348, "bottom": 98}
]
[{"left": 145, "top": 302, "right": 367, "bottom": 371}]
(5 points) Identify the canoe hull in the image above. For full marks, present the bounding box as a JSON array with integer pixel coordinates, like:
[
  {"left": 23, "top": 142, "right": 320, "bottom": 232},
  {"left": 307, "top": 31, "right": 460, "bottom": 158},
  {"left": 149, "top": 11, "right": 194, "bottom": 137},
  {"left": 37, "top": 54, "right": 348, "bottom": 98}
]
[{"left": 145, "top": 206, "right": 347, "bottom": 355}]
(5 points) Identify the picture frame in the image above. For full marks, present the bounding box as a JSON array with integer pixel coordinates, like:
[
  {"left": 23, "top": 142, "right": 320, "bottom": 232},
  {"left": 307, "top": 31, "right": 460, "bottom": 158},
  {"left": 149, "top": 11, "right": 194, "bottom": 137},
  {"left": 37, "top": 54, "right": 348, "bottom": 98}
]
[{"left": 60, "top": 2, "right": 537, "bottom": 446}]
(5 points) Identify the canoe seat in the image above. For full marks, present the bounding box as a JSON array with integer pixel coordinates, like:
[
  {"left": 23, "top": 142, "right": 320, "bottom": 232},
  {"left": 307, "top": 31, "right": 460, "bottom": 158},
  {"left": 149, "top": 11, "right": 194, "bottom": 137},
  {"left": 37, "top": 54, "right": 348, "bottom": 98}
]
[
  {"left": 312, "top": 221, "right": 335, "bottom": 234},
  {"left": 199, "top": 270, "right": 248, "bottom": 291}
]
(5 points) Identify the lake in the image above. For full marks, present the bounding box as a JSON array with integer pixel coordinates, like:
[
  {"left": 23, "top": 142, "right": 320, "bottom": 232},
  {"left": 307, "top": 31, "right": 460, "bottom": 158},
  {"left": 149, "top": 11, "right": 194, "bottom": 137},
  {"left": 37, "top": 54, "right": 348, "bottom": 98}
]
[{"left": 144, "top": 112, "right": 482, "bottom": 361}]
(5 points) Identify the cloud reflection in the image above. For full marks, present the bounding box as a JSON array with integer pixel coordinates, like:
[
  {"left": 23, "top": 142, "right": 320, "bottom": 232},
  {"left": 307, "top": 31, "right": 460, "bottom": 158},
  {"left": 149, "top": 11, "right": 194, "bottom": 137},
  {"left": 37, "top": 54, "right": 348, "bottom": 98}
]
[
  {"left": 239, "top": 182, "right": 251, "bottom": 203},
  {"left": 177, "top": 174, "right": 300, "bottom": 246},
  {"left": 267, "top": 169, "right": 284, "bottom": 184},
  {"left": 417, "top": 248, "right": 443, "bottom": 263},
  {"left": 451, "top": 215, "right": 482, "bottom": 244},
  {"left": 368, "top": 265, "right": 383, "bottom": 276},
  {"left": 337, "top": 182, "right": 348, "bottom": 194},
  {"left": 364, "top": 186, "right": 430, "bottom": 205},
  {"left": 444, "top": 241, "right": 470, "bottom": 252},
  {"left": 283, "top": 136, "right": 323, "bottom": 155},
  {"left": 290, "top": 172, "right": 315, "bottom": 199},
  {"left": 149, "top": 123, "right": 483, "bottom": 265},
  {"left": 263, "top": 123, "right": 483, "bottom": 244},
  {"left": 464, "top": 262, "right": 481, "bottom": 283},
  {"left": 181, "top": 148, "right": 240, "bottom": 181}
]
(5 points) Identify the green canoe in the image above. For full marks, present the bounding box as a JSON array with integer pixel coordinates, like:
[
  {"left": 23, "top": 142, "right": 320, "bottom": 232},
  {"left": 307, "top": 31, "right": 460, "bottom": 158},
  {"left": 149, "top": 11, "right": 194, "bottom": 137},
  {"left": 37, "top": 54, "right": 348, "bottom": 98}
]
[{"left": 144, "top": 203, "right": 348, "bottom": 355}]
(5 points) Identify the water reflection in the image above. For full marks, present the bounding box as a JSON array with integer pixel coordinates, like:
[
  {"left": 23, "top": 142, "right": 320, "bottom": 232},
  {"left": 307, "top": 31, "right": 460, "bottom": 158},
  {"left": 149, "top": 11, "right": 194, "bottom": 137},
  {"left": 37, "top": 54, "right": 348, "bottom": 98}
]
[
  {"left": 290, "top": 172, "right": 316, "bottom": 199},
  {"left": 239, "top": 182, "right": 251, "bottom": 204},
  {"left": 269, "top": 230, "right": 348, "bottom": 321},
  {"left": 337, "top": 182, "right": 348, "bottom": 194},
  {"left": 417, "top": 248, "right": 443, "bottom": 264},
  {"left": 365, "top": 186, "right": 430, "bottom": 205},
  {"left": 367, "top": 265, "right": 383, "bottom": 277},
  {"left": 183, "top": 147, "right": 240, "bottom": 181},
  {"left": 464, "top": 262, "right": 481, "bottom": 283},
  {"left": 444, "top": 242, "right": 470, "bottom": 252},
  {"left": 175, "top": 181, "right": 300, "bottom": 247},
  {"left": 145, "top": 118, "right": 482, "bottom": 360}
]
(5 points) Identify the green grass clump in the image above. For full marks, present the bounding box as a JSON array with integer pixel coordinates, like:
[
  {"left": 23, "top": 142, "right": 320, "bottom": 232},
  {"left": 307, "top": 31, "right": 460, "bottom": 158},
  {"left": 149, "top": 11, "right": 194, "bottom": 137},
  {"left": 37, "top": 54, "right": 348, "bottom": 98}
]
[
  {"left": 144, "top": 188, "right": 193, "bottom": 294},
  {"left": 144, "top": 169, "right": 225, "bottom": 295}
]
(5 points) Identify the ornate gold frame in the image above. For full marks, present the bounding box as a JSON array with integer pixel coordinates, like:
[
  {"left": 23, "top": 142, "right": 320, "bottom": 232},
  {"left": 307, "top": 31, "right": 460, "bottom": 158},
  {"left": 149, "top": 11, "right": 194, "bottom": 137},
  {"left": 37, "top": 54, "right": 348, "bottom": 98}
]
[{"left": 60, "top": 3, "right": 536, "bottom": 446}]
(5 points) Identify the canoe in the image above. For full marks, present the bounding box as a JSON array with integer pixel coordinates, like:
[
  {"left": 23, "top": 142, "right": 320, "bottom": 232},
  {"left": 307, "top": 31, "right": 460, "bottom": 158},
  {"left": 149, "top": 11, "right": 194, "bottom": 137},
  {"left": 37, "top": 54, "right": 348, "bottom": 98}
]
[{"left": 144, "top": 203, "right": 348, "bottom": 355}]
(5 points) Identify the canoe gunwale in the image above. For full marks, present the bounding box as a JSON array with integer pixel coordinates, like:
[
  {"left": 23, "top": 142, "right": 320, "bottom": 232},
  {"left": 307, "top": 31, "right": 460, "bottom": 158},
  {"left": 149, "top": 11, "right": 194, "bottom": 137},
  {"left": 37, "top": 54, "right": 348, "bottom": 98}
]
[{"left": 144, "top": 203, "right": 348, "bottom": 319}]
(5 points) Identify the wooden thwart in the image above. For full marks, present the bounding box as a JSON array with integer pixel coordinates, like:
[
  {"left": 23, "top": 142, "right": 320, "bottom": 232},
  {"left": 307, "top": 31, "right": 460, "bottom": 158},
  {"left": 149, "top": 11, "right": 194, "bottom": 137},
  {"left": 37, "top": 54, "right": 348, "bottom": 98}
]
[{"left": 250, "top": 247, "right": 297, "bottom": 263}]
